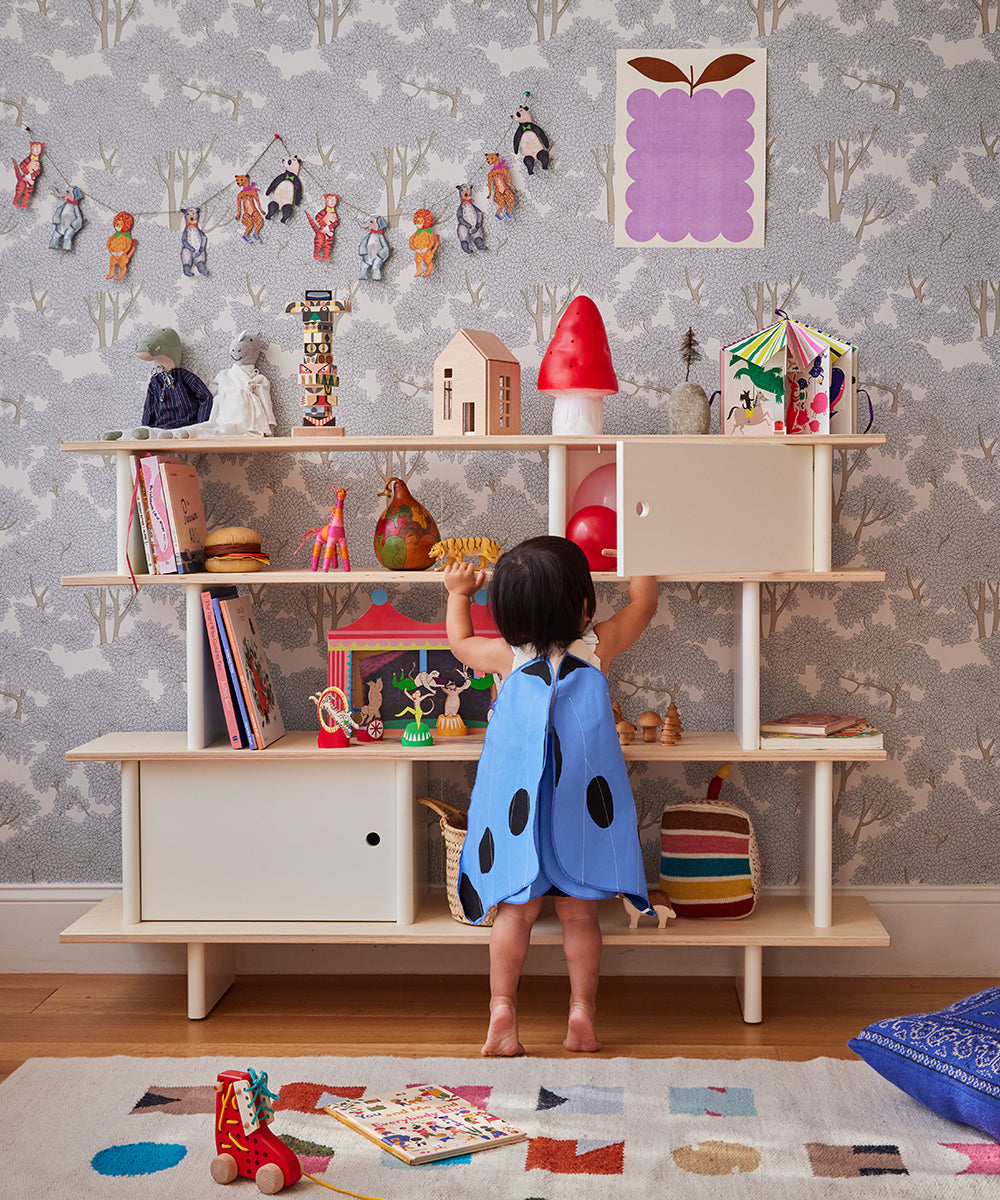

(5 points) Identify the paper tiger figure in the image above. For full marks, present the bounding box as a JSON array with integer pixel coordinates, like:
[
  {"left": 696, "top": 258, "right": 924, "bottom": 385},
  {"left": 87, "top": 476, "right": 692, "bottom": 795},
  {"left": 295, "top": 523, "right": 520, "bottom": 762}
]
[{"left": 428, "top": 537, "right": 502, "bottom": 570}]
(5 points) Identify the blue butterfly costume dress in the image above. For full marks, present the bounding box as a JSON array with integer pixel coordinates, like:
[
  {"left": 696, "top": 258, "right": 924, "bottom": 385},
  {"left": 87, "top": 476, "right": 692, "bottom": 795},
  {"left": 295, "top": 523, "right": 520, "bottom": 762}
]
[{"left": 457, "top": 653, "right": 653, "bottom": 924}]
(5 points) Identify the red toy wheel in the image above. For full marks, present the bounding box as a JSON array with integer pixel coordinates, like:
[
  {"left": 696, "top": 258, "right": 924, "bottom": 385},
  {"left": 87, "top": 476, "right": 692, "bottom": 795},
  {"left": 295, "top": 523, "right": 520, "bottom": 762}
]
[{"left": 366, "top": 718, "right": 384, "bottom": 740}]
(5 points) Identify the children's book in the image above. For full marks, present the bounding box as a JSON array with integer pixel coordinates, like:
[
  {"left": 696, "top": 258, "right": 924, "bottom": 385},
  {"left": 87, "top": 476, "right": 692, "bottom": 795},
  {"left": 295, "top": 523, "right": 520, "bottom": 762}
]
[
  {"left": 129, "top": 456, "right": 157, "bottom": 574},
  {"left": 139, "top": 454, "right": 180, "bottom": 573},
  {"left": 211, "top": 594, "right": 258, "bottom": 750},
  {"left": 760, "top": 718, "right": 883, "bottom": 751},
  {"left": 201, "top": 587, "right": 248, "bottom": 749},
  {"left": 158, "top": 460, "right": 207, "bottom": 573},
  {"left": 759, "top": 712, "right": 859, "bottom": 736},
  {"left": 217, "top": 594, "right": 284, "bottom": 748},
  {"left": 324, "top": 1084, "right": 526, "bottom": 1165}
]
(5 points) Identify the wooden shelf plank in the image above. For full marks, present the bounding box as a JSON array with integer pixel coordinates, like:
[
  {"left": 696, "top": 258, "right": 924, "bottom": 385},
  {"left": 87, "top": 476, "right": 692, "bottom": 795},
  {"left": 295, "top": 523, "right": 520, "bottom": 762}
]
[
  {"left": 65, "top": 729, "right": 888, "bottom": 763},
  {"left": 60, "top": 892, "right": 890, "bottom": 948},
  {"left": 63, "top": 434, "right": 887, "bottom": 454},
  {"left": 61, "top": 569, "right": 886, "bottom": 586}
]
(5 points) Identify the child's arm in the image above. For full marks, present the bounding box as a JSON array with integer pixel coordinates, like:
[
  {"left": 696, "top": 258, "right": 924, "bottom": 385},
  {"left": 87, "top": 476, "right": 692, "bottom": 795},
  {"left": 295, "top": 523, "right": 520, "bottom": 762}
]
[
  {"left": 592, "top": 575, "right": 658, "bottom": 670},
  {"left": 443, "top": 561, "right": 513, "bottom": 676}
]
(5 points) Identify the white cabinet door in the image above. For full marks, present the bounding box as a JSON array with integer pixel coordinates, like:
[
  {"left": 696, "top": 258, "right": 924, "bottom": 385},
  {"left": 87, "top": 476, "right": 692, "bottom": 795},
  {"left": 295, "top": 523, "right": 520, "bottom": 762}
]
[
  {"left": 139, "top": 760, "right": 400, "bottom": 921},
  {"left": 616, "top": 440, "right": 815, "bottom": 575}
]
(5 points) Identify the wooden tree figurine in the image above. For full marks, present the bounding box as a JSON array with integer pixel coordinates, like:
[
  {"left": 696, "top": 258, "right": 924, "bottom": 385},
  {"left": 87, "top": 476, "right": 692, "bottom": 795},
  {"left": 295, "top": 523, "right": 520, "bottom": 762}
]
[
  {"left": 668, "top": 327, "right": 711, "bottom": 434},
  {"left": 660, "top": 700, "right": 683, "bottom": 745}
]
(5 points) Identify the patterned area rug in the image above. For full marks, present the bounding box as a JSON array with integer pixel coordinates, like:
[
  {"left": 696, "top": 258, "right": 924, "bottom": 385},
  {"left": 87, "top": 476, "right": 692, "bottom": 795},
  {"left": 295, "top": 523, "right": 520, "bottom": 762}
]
[{"left": 1, "top": 1054, "right": 997, "bottom": 1198}]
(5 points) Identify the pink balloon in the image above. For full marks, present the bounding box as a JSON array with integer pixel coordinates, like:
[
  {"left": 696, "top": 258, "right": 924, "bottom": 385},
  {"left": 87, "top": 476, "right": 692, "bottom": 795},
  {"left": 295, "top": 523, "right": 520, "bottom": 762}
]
[
  {"left": 571, "top": 462, "right": 617, "bottom": 515},
  {"left": 566, "top": 504, "right": 617, "bottom": 572}
]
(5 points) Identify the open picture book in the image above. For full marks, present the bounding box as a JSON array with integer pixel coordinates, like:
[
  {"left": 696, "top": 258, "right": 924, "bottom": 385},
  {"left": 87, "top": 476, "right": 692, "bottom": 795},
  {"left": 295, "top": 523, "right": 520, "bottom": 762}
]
[{"left": 324, "top": 1084, "right": 526, "bottom": 1165}]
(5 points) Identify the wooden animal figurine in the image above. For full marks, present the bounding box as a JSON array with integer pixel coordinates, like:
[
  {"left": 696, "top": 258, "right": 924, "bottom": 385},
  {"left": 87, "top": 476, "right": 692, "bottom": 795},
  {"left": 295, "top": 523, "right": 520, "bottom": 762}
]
[
  {"left": 357, "top": 212, "right": 390, "bottom": 279},
  {"left": 180, "top": 205, "right": 208, "bottom": 276},
  {"left": 49, "top": 185, "right": 84, "bottom": 250},
  {"left": 106, "top": 211, "right": 136, "bottom": 279},
  {"left": 409, "top": 207, "right": 440, "bottom": 277},
  {"left": 512, "top": 103, "right": 551, "bottom": 174},
  {"left": 307, "top": 193, "right": 339, "bottom": 260},
  {"left": 12, "top": 141, "right": 43, "bottom": 208},
  {"left": 485, "top": 153, "right": 516, "bottom": 219},
  {"left": 211, "top": 1069, "right": 301, "bottom": 1192},
  {"left": 234, "top": 174, "right": 264, "bottom": 242},
  {"left": 428, "top": 536, "right": 501, "bottom": 571},
  {"left": 622, "top": 889, "right": 676, "bottom": 929},
  {"left": 455, "top": 182, "right": 486, "bottom": 254},
  {"left": 374, "top": 476, "right": 441, "bottom": 570},
  {"left": 296, "top": 486, "right": 351, "bottom": 572},
  {"left": 265, "top": 155, "right": 303, "bottom": 223}
]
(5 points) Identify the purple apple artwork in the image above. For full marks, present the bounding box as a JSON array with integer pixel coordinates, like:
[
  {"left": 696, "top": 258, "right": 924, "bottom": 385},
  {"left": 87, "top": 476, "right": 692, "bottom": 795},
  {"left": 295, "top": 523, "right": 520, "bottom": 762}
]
[{"left": 615, "top": 49, "right": 767, "bottom": 249}]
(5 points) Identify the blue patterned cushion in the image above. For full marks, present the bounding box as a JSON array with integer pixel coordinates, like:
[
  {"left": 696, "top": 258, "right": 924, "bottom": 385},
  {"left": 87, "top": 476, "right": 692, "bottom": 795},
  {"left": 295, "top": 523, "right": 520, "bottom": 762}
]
[{"left": 848, "top": 987, "right": 1000, "bottom": 1138}]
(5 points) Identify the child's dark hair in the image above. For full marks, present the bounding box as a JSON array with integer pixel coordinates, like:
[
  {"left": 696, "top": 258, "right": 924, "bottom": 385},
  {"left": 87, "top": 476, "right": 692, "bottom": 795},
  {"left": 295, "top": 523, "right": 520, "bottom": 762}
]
[{"left": 488, "top": 536, "right": 596, "bottom": 661}]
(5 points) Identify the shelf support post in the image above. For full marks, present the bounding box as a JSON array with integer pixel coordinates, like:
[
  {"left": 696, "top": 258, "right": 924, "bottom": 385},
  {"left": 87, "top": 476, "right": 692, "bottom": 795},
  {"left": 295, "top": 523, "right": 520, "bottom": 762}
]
[
  {"left": 812, "top": 443, "right": 833, "bottom": 572},
  {"left": 121, "top": 761, "right": 140, "bottom": 925},
  {"left": 186, "top": 942, "right": 235, "bottom": 1019},
  {"left": 547, "top": 442, "right": 567, "bottom": 536},
  {"left": 186, "top": 587, "right": 208, "bottom": 750},
  {"left": 734, "top": 582, "right": 760, "bottom": 750},
  {"left": 801, "top": 759, "right": 834, "bottom": 927},
  {"left": 735, "top": 945, "right": 763, "bottom": 1023}
]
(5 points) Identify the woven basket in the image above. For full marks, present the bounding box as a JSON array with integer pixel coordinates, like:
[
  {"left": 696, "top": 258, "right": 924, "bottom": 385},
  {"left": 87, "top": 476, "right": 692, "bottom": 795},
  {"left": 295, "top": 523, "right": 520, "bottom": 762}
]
[{"left": 417, "top": 797, "right": 496, "bottom": 927}]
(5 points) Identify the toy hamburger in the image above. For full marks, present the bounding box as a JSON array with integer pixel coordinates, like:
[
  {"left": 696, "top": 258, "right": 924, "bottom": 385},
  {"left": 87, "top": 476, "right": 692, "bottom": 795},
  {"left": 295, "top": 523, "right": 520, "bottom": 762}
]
[{"left": 203, "top": 526, "right": 269, "bottom": 573}]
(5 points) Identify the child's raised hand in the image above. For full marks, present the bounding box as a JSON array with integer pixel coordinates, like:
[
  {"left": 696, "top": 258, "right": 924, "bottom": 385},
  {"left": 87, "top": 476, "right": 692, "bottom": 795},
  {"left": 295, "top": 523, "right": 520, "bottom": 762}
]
[{"left": 442, "top": 559, "right": 486, "bottom": 596}]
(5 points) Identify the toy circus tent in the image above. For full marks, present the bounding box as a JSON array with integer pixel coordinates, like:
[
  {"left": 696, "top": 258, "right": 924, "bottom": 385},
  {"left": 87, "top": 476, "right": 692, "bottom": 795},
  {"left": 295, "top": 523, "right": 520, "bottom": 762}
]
[{"left": 721, "top": 311, "right": 857, "bottom": 436}]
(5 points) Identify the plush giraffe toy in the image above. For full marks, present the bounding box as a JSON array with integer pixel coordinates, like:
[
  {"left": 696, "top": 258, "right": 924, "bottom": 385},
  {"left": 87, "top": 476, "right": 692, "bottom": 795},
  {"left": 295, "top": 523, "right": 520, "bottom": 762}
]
[{"left": 296, "top": 486, "right": 351, "bottom": 572}]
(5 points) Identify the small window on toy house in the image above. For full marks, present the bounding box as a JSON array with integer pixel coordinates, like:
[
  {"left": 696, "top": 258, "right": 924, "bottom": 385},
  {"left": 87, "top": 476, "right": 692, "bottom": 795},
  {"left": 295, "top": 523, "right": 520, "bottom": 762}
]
[
  {"left": 498, "top": 375, "right": 511, "bottom": 428},
  {"left": 443, "top": 369, "right": 453, "bottom": 421}
]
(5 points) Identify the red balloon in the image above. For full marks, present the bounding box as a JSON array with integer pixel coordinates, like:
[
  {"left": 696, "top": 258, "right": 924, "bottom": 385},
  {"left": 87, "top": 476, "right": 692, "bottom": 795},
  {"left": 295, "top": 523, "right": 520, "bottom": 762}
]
[{"left": 566, "top": 504, "right": 617, "bottom": 571}]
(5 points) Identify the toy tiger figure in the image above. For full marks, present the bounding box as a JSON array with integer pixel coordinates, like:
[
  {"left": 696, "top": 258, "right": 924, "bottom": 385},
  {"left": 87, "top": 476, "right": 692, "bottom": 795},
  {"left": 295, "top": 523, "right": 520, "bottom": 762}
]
[{"left": 428, "top": 537, "right": 501, "bottom": 570}]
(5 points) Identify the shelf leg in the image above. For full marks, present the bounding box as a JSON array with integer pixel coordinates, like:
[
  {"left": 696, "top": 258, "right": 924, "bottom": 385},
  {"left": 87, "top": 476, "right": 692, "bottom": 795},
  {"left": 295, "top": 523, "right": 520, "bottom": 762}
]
[
  {"left": 186, "top": 943, "right": 235, "bottom": 1019},
  {"left": 734, "top": 581, "right": 760, "bottom": 750},
  {"left": 801, "top": 760, "right": 834, "bottom": 927},
  {"left": 812, "top": 443, "right": 833, "bottom": 572},
  {"left": 547, "top": 443, "right": 567, "bottom": 536},
  {"left": 735, "top": 945, "right": 763, "bottom": 1024}
]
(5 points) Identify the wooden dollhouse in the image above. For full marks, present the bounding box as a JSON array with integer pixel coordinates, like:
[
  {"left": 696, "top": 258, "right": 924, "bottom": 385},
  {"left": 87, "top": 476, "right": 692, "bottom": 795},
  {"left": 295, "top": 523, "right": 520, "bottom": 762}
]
[{"left": 432, "top": 329, "right": 521, "bottom": 436}]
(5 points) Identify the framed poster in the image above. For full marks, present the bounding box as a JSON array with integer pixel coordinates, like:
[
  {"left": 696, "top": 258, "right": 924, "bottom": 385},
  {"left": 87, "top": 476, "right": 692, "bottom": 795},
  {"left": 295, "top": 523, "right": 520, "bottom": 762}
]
[{"left": 615, "top": 48, "right": 767, "bottom": 249}]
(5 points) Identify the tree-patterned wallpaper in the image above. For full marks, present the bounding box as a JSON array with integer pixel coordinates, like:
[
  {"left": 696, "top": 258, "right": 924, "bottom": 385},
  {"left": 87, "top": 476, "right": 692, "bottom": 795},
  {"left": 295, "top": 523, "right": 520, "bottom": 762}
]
[{"left": 1, "top": 0, "right": 998, "bottom": 892}]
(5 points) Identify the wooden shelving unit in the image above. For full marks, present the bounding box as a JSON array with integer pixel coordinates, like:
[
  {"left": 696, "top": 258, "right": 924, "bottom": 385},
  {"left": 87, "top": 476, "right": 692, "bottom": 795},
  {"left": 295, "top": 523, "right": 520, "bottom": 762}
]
[{"left": 61, "top": 433, "right": 889, "bottom": 1023}]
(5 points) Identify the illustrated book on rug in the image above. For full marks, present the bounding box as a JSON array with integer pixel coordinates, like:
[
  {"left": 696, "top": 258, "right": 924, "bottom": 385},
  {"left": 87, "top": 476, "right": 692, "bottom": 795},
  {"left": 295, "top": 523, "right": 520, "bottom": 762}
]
[
  {"left": 216, "top": 593, "right": 284, "bottom": 748},
  {"left": 158, "top": 459, "right": 207, "bottom": 572},
  {"left": 759, "top": 712, "right": 859, "bottom": 735},
  {"left": 202, "top": 586, "right": 250, "bottom": 749},
  {"left": 760, "top": 717, "right": 883, "bottom": 750},
  {"left": 324, "top": 1084, "right": 526, "bottom": 1165}
]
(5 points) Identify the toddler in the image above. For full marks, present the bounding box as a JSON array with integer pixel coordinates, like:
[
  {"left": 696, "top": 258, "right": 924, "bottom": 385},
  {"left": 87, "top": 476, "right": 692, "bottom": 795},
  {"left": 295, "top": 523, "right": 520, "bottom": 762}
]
[{"left": 444, "top": 535, "right": 658, "bottom": 1055}]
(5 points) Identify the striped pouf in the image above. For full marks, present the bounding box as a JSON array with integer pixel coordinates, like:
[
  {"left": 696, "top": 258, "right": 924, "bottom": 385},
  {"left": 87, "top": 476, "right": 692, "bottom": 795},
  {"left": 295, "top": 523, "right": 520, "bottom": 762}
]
[{"left": 659, "top": 770, "right": 760, "bottom": 919}]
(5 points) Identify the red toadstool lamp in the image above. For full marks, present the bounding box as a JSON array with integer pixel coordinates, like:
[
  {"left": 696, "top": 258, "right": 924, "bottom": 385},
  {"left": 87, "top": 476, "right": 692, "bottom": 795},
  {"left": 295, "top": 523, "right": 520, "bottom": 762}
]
[{"left": 538, "top": 295, "right": 619, "bottom": 436}]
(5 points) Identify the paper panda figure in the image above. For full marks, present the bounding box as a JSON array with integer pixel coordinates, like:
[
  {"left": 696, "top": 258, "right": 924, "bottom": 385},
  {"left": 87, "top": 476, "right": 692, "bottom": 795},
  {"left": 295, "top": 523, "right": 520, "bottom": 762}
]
[{"left": 265, "top": 156, "right": 303, "bottom": 223}]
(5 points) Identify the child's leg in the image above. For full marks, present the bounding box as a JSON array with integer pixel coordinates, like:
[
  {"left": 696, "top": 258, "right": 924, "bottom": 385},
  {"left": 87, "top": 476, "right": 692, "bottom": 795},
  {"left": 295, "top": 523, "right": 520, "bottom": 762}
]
[
  {"left": 484, "top": 897, "right": 543, "bottom": 1056},
  {"left": 553, "top": 896, "right": 603, "bottom": 1052}
]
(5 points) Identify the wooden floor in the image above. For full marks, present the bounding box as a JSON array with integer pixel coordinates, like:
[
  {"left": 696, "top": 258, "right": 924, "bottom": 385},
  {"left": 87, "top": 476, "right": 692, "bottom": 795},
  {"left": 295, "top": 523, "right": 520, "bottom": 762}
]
[{"left": 0, "top": 974, "right": 989, "bottom": 1085}]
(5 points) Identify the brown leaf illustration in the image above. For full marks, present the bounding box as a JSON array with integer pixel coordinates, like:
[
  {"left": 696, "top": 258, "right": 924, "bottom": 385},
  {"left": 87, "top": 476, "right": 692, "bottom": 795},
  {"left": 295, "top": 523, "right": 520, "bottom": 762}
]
[
  {"left": 693, "top": 54, "right": 756, "bottom": 89},
  {"left": 627, "top": 56, "right": 690, "bottom": 86}
]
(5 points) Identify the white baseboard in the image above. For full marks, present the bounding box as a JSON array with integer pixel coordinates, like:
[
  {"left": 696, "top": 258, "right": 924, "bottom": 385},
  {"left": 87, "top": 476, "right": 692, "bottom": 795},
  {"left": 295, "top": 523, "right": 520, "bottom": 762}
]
[{"left": 2, "top": 885, "right": 997, "bottom": 977}]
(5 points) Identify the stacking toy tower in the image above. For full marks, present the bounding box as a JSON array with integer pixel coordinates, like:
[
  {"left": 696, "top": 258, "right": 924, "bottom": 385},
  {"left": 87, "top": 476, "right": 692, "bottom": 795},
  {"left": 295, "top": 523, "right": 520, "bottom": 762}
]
[{"left": 285, "top": 289, "right": 350, "bottom": 436}]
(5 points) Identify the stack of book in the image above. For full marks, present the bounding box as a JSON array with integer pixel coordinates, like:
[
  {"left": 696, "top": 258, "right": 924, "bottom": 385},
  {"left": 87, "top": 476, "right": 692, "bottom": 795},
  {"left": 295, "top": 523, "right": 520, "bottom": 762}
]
[
  {"left": 202, "top": 586, "right": 285, "bottom": 749},
  {"left": 130, "top": 453, "right": 208, "bottom": 574},
  {"left": 759, "top": 712, "right": 883, "bottom": 750}
]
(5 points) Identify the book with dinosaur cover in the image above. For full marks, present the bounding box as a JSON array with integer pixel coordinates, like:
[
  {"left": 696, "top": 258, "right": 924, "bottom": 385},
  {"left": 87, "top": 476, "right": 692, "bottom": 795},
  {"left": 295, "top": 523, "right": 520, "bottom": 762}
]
[
  {"left": 759, "top": 718, "right": 883, "bottom": 751},
  {"left": 324, "top": 1084, "right": 526, "bottom": 1165}
]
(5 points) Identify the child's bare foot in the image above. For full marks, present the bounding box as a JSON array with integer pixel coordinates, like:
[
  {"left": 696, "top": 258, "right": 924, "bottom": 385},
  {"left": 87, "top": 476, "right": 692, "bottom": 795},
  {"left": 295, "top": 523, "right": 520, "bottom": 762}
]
[
  {"left": 563, "top": 999, "right": 601, "bottom": 1052},
  {"left": 482, "top": 996, "right": 524, "bottom": 1057}
]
